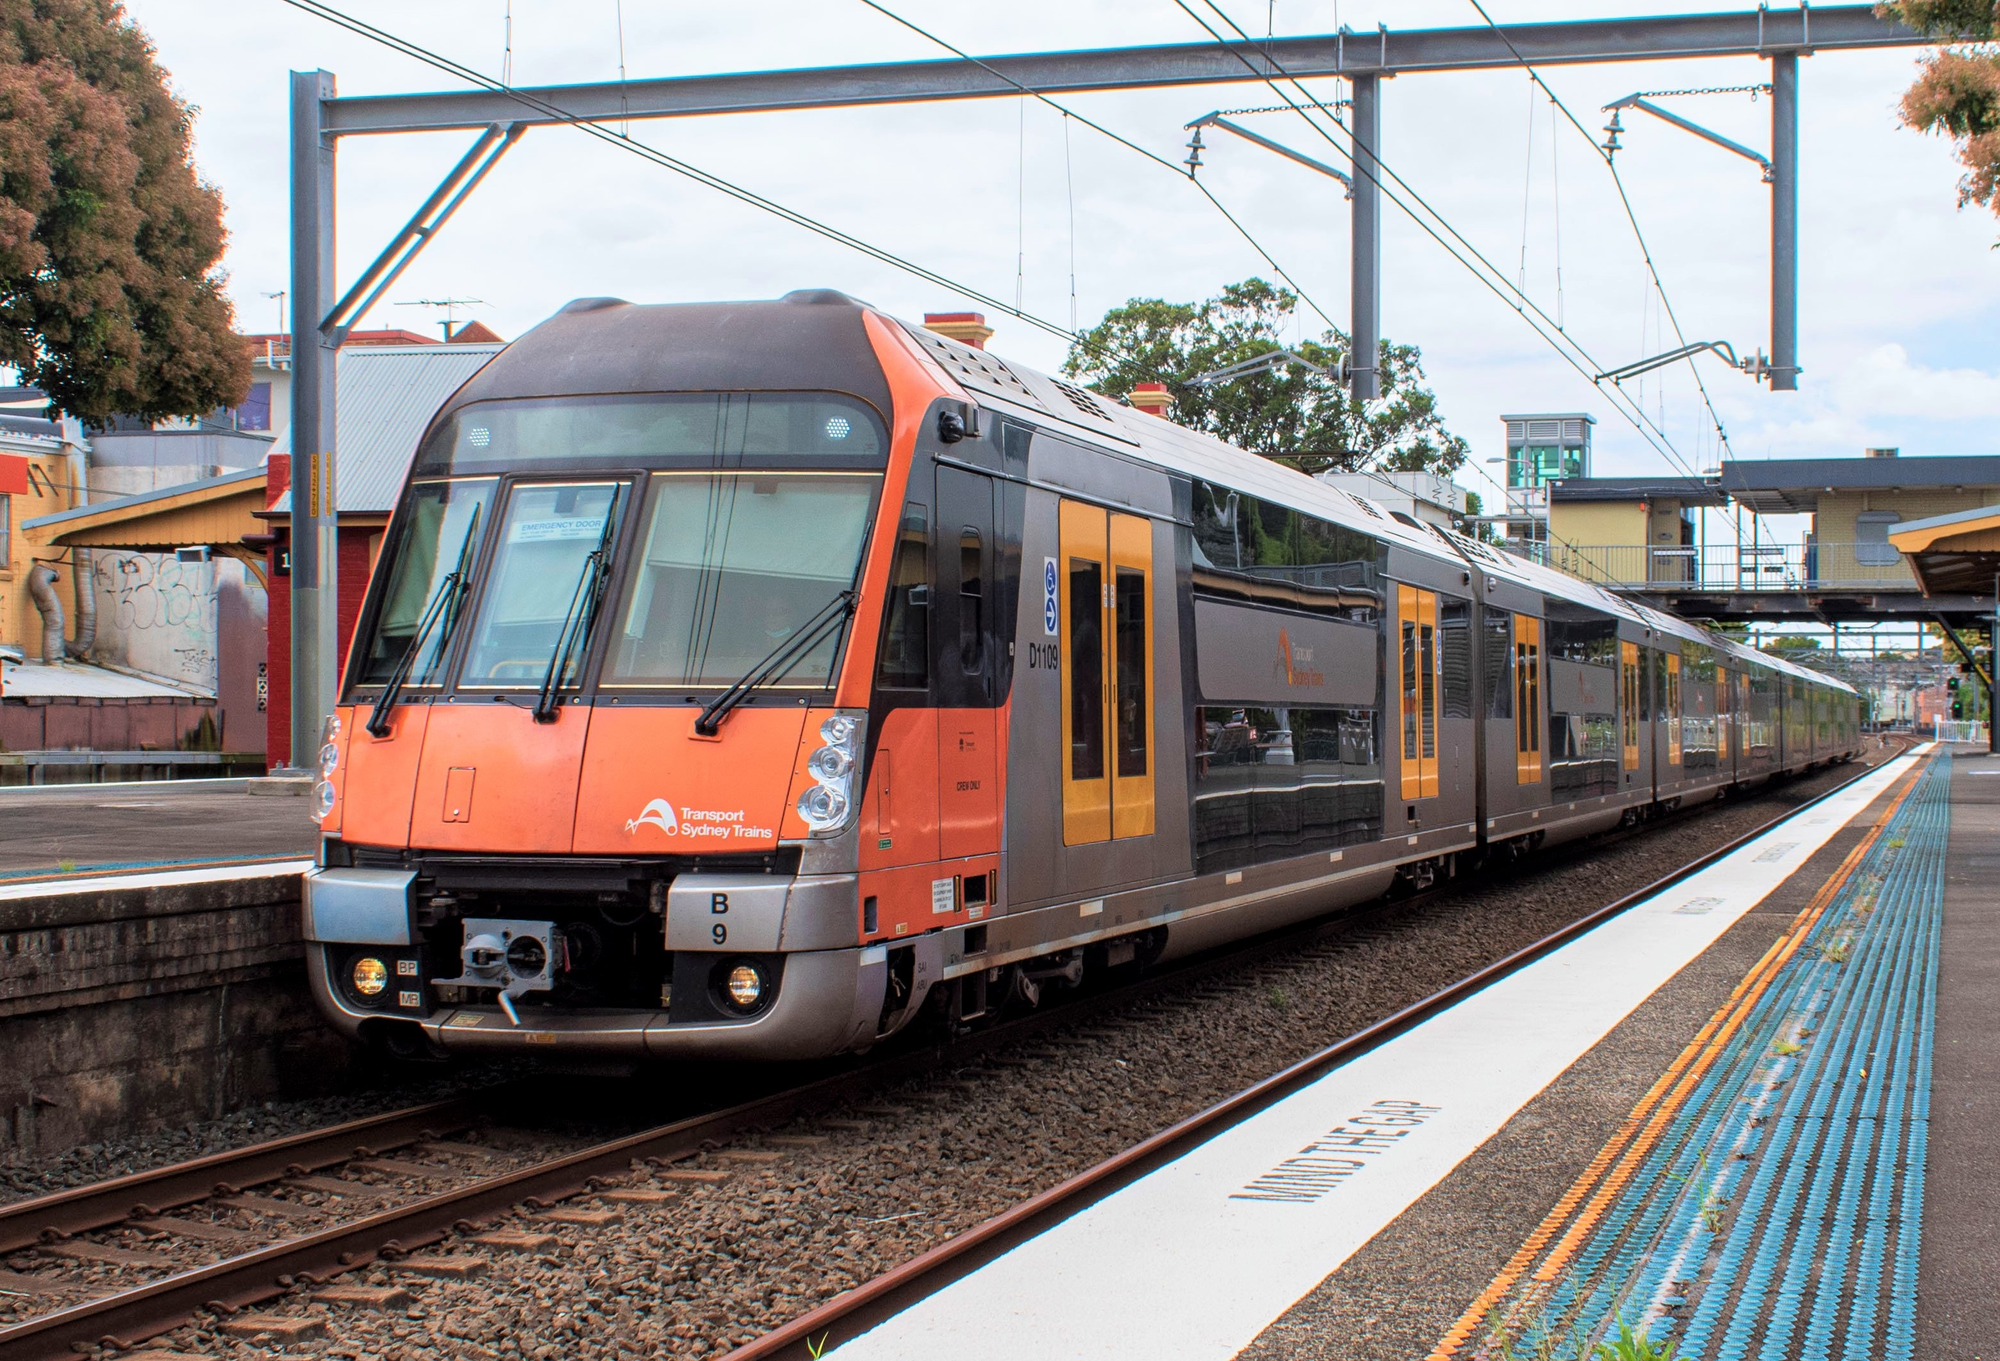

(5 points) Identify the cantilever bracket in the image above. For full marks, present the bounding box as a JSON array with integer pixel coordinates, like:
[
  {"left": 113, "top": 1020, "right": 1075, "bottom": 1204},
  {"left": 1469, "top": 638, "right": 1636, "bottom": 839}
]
[
  {"left": 1186, "top": 112, "right": 1353, "bottom": 195},
  {"left": 320, "top": 121, "right": 525, "bottom": 344},
  {"left": 1603, "top": 95, "right": 1773, "bottom": 180}
]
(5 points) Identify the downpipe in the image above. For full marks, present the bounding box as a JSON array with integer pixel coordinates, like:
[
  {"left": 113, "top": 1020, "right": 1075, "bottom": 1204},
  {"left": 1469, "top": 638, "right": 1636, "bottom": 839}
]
[{"left": 26, "top": 564, "right": 65, "bottom": 664}]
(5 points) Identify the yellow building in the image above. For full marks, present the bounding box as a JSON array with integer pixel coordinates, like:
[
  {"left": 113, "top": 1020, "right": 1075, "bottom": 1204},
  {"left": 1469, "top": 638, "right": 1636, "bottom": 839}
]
[
  {"left": 1544, "top": 476, "right": 1727, "bottom": 586},
  {"left": 0, "top": 426, "right": 90, "bottom": 662}
]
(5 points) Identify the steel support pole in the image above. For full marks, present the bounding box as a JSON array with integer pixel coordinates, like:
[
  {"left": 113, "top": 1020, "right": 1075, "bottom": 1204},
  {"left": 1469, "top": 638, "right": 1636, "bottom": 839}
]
[
  {"left": 1769, "top": 50, "right": 1798, "bottom": 391},
  {"left": 290, "top": 69, "right": 339, "bottom": 770},
  {"left": 1350, "top": 73, "right": 1381, "bottom": 401}
]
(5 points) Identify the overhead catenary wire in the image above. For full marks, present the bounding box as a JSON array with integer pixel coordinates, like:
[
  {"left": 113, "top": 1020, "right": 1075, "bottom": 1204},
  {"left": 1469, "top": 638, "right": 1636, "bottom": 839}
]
[
  {"left": 851, "top": 0, "right": 1341, "bottom": 334},
  {"left": 1461, "top": 0, "right": 1737, "bottom": 462},
  {"left": 280, "top": 0, "right": 1086, "bottom": 345},
  {"left": 1170, "top": 0, "right": 1705, "bottom": 479}
]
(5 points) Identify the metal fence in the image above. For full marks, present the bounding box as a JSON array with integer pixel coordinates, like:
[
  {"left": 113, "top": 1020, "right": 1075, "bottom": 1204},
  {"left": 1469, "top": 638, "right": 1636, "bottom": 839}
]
[
  {"left": 1505, "top": 541, "right": 1916, "bottom": 592},
  {"left": 1932, "top": 718, "right": 1988, "bottom": 745}
]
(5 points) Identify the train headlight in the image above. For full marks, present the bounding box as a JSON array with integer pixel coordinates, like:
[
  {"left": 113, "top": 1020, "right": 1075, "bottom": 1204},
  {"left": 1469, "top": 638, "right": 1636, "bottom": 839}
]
[
  {"left": 351, "top": 955, "right": 388, "bottom": 998},
  {"left": 796, "top": 711, "right": 863, "bottom": 836},
  {"left": 723, "top": 961, "right": 766, "bottom": 1011},
  {"left": 313, "top": 715, "right": 342, "bottom": 825},
  {"left": 313, "top": 780, "right": 337, "bottom": 821}
]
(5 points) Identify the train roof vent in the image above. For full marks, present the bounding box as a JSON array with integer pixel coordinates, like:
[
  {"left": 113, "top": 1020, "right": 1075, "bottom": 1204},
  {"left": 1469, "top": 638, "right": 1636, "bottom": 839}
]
[
  {"left": 1445, "top": 530, "right": 1507, "bottom": 565},
  {"left": 1050, "top": 377, "right": 1120, "bottom": 426},
  {"left": 1340, "top": 489, "right": 1388, "bottom": 520},
  {"left": 910, "top": 327, "right": 1044, "bottom": 407}
]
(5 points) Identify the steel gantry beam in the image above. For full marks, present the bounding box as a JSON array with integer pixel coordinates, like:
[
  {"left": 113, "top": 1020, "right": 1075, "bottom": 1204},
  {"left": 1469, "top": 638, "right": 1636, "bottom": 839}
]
[
  {"left": 286, "top": 4, "right": 1926, "bottom": 761},
  {"left": 321, "top": 7, "right": 1916, "bottom": 135}
]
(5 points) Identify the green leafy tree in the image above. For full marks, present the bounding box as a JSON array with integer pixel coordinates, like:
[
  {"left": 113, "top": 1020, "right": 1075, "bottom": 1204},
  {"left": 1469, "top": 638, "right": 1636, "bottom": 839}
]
[
  {"left": 1062, "top": 277, "right": 1469, "bottom": 477},
  {"left": 0, "top": 0, "right": 247, "bottom": 422},
  {"left": 1879, "top": 2, "right": 2000, "bottom": 223}
]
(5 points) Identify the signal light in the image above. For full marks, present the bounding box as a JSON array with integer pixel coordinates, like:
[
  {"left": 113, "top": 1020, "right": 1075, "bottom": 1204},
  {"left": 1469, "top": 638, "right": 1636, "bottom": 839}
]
[{"left": 1949, "top": 678, "right": 1961, "bottom": 692}]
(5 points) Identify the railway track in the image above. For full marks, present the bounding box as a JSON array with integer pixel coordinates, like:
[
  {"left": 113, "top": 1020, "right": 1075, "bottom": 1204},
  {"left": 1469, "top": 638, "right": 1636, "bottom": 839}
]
[{"left": 0, "top": 751, "right": 1899, "bottom": 1360}]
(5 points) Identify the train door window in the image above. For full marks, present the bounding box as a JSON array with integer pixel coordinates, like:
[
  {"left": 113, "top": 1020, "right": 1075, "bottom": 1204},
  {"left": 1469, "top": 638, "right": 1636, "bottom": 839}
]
[
  {"left": 1060, "top": 500, "right": 1111, "bottom": 844},
  {"left": 1717, "top": 667, "right": 1731, "bottom": 760},
  {"left": 1109, "top": 512, "right": 1156, "bottom": 838},
  {"left": 1514, "top": 616, "right": 1542, "bottom": 783},
  {"left": 958, "top": 529, "right": 984, "bottom": 674},
  {"left": 1397, "top": 585, "right": 1440, "bottom": 800},
  {"left": 1621, "top": 641, "right": 1641, "bottom": 772},
  {"left": 876, "top": 504, "right": 929, "bottom": 689},
  {"left": 1666, "top": 652, "right": 1683, "bottom": 765}
]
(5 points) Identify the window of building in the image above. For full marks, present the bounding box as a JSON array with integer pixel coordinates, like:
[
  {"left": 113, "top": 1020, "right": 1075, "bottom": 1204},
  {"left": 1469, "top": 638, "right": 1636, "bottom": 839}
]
[
  {"left": 1854, "top": 511, "right": 1902, "bottom": 566},
  {"left": 0, "top": 493, "right": 9, "bottom": 567}
]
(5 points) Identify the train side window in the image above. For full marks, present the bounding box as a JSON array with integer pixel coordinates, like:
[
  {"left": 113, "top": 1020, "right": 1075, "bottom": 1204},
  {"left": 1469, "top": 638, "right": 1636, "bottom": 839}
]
[
  {"left": 958, "top": 528, "right": 983, "bottom": 674},
  {"left": 877, "top": 505, "right": 929, "bottom": 689},
  {"left": 1069, "top": 557, "right": 1106, "bottom": 781},
  {"left": 1441, "top": 599, "right": 1473, "bottom": 720},
  {"left": 1621, "top": 641, "right": 1640, "bottom": 772}
]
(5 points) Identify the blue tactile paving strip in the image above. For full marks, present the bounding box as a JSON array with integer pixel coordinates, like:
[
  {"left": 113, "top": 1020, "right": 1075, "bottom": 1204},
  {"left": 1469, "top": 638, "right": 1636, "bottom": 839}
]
[{"left": 1488, "top": 754, "right": 1946, "bottom": 1360}]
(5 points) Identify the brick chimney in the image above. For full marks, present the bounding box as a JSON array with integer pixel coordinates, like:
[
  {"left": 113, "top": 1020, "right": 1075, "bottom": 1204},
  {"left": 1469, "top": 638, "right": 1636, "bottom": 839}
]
[
  {"left": 1129, "top": 383, "right": 1173, "bottom": 418},
  {"left": 924, "top": 312, "right": 993, "bottom": 350}
]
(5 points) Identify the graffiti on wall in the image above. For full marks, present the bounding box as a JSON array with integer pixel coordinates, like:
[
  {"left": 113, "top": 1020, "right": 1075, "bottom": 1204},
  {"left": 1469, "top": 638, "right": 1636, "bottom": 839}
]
[{"left": 91, "top": 553, "right": 219, "bottom": 690}]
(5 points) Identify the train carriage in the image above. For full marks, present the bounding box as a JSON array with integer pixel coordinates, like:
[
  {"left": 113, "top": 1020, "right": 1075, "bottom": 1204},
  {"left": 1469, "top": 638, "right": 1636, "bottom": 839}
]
[{"left": 303, "top": 292, "right": 1860, "bottom": 1062}]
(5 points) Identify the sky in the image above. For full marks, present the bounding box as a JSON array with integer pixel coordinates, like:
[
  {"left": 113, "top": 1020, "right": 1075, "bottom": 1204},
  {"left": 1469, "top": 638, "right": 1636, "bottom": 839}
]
[{"left": 120, "top": 0, "right": 2000, "bottom": 524}]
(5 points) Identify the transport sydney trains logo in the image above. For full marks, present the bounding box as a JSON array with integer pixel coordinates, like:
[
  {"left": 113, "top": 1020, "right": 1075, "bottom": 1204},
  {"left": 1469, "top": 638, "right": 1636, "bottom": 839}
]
[
  {"left": 1276, "top": 628, "right": 1326, "bottom": 688},
  {"left": 625, "top": 797, "right": 774, "bottom": 841}
]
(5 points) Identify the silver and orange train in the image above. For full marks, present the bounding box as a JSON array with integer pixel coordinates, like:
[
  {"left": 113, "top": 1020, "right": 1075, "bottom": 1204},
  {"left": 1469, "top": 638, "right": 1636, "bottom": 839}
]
[{"left": 303, "top": 291, "right": 1861, "bottom": 1061}]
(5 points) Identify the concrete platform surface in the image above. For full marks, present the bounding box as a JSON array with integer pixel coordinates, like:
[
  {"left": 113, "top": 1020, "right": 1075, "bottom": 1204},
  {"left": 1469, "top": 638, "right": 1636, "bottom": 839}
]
[
  {"left": 0, "top": 783, "right": 317, "bottom": 877},
  {"left": 826, "top": 754, "right": 1925, "bottom": 1361}
]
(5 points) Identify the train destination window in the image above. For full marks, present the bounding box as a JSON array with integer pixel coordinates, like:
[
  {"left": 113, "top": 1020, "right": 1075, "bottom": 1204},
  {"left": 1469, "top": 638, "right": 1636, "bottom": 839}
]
[
  {"left": 601, "top": 472, "right": 878, "bottom": 688},
  {"left": 1192, "top": 706, "right": 1381, "bottom": 873},
  {"left": 415, "top": 392, "right": 887, "bottom": 476},
  {"left": 352, "top": 477, "right": 496, "bottom": 687},
  {"left": 459, "top": 482, "right": 624, "bottom": 686},
  {"left": 877, "top": 504, "right": 929, "bottom": 689}
]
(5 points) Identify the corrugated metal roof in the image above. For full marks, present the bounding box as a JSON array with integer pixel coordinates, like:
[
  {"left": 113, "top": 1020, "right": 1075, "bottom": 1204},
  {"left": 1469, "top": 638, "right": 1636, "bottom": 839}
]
[{"left": 271, "top": 343, "right": 501, "bottom": 514}]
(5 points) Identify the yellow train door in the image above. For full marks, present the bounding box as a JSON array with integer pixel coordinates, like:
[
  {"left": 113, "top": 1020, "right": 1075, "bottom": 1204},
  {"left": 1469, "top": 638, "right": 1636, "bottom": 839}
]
[
  {"left": 1398, "top": 585, "right": 1440, "bottom": 800},
  {"left": 1621, "top": 641, "right": 1641, "bottom": 772},
  {"left": 1059, "top": 500, "right": 1154, "bottom": 844},
  {"left": 1514, "top": 615, "right": 1543, "bottom": 784},
  {"left": 1666, "top": 652, "right": 1683, "bottom": 766}
]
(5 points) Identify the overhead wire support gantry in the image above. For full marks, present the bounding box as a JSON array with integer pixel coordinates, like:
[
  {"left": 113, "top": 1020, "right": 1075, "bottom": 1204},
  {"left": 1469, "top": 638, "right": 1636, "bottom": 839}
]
[{"left": 276, "top": 2, "right": 1932, "bottom": 772}]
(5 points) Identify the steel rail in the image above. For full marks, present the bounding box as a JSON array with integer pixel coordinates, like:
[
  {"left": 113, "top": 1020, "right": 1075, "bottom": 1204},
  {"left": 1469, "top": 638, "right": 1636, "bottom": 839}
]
[
  {"left": 0, "top": 1093, "right": 498, "bottom": 1256},
  {"left": 725, "top": 751, "right": 1910, "bottom": 1361},
  {"left": 0, "top": 748, "right": 1898, "bottom": 1360}
]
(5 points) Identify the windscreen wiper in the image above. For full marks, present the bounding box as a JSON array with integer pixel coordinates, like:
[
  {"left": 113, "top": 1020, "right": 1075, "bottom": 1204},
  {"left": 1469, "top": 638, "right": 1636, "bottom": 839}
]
[
  {"left": 695, "top": 590, "right": 858, "bottom": 736},
  {"left": 532, "top": 493, "right": 622, "bottom": 724},
  {"left": 365, "top": 504, "right": 482, "bottom": 738}
]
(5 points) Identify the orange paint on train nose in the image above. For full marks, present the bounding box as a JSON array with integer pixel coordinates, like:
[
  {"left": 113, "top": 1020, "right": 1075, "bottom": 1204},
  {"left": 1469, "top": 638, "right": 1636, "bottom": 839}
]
[
  {"left": 571, "top": 705, "right": 808, "bottom": 855},
  {"left": 339, "top": 701, "right": 430, "bottom": 847},
  {"left": 407, "top": 702, "right": 593, "bottom": 853}
]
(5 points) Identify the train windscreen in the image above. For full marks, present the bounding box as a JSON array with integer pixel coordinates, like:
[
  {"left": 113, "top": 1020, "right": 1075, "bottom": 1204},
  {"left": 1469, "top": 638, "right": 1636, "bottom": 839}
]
[{"left": 602, "top": 472, "right": 879, "bottom": 689}]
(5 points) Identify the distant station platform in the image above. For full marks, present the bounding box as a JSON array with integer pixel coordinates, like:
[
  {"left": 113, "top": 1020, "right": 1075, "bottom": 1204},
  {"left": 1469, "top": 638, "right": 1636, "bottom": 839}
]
[
  {"left": 0, "top": 777, "right": 317, "bottom": 879},
  {"left": 831, "top": 746, "right": 1989, "bottom": 1360}
]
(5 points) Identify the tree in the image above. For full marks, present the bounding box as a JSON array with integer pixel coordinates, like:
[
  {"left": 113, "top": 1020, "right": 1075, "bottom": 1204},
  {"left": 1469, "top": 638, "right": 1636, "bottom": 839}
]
[
  {"left": 1062, "top": 277, "right": 1469, "bottom": 478},
  {"left": 0, "top": 0, "right": 247, "bottom": 423},
  {"left": 1879, "top": 2, "right": 2000, "bottom": 224}
]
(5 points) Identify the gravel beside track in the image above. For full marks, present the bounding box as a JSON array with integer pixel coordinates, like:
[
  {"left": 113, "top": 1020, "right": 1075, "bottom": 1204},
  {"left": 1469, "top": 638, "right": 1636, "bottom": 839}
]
[{"left": 85, "top": 746, "right": 1893, "bottom": 1361}]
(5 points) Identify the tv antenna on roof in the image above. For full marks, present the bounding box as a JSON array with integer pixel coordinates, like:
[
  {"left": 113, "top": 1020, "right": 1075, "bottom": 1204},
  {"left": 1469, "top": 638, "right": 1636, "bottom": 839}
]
[{"left": 397, "top": 297, "right": 486, "bottom": 340}]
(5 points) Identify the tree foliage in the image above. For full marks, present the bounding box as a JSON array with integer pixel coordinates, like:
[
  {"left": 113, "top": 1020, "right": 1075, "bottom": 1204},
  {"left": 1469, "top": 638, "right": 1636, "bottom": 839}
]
[
  {"left": 1062, "top": 277, "right": 1469, "bottom": 478},
  {"left": 0, "top": 0, "right": 247, "bottom": 422},
  {"left": 1880, "top": 1, "right": 2000, "bottom": 218}
]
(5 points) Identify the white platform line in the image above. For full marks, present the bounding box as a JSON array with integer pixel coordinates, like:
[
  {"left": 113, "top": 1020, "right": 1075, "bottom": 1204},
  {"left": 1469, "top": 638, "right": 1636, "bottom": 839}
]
[
  {"left": 0, "top": 858, "right": 312, "bottom": 901},
  {"left": 832, "top": 754, "right": 1920, "bottom": 1361}
]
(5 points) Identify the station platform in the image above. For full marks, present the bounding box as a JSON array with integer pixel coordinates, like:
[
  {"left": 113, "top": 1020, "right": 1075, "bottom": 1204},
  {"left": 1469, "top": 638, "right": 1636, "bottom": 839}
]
[
  {"left": 829, "top": 746, "right": 1985, "bottom": 1360},
  {"left": 0, "top": 778, "right": 316, "bottom": 880}
]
